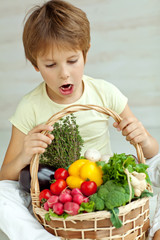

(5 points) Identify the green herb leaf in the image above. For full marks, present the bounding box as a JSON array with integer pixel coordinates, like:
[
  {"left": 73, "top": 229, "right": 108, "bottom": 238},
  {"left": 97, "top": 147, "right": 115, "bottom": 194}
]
[
  {"left": 110, "top": 208, "right": 123, "bottom": 229},
  {"left": 45, "top": 213, "right": 51, "bottom": 221},
  {"left": 78, "top": 201, "right": 95, "bottom": 213},
  {"left": 48, "top": 208, "right": 69, "bottom": 219},
  {"left": 140, "top": 189, "right": 153, "bottom": 198}
]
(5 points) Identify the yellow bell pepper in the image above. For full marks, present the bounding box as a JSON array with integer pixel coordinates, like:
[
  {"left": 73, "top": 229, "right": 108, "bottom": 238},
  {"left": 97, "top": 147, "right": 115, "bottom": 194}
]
[
  {"left": 66, "top": 159, "right": 103, "bottom": 189},
  {"left": 80, "top": 161, "right": 103, "bottom": 187},
  {"left": 68, "top": 159, "right": 89, "bottom": 176},
  {"left": 66, "top": 176, "right": 84, "bottom": 189}
]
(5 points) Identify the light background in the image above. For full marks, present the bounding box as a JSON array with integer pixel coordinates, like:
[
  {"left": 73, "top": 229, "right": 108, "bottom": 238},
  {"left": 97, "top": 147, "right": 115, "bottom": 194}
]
[{"left": 0, "top": 0, "right": 160, "bottom": 239}]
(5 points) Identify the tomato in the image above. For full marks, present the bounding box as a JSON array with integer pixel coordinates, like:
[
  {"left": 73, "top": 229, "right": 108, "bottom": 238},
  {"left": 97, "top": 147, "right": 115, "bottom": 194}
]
[
  {"left": 50, "top": 179, "right": 67, "bottom": 195},
  {"left": 54, "top": 168, "right": 69, "bottom": 180},
  {"left": 39, "top": 189, "right": 53, "bottom": 203},
  {"left": 80, "top": 181, "right": 97, "bottom": 196}
]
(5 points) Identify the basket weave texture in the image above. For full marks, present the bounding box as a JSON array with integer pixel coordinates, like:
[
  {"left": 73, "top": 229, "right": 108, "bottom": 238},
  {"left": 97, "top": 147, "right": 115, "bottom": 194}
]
[{"left": 30, "top": 104, "right": 151, "bottom": 240}]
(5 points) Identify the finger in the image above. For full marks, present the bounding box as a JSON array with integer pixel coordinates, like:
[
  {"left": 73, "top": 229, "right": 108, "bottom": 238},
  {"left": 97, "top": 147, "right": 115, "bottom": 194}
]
[
  {"left": 30, "top": 139, "right": 49, "bottom": 149},
  {"left": 122, "top": 122, "right": 138, "bottom": 137},
  {"left": 28, "top": 124, "right": 53, "bottom": 135},
  {"left": 118, "top": 117, "right": 136, "bottom": 131},
  {"left": 27, "top": 132, "right": 52, "bottom": 145},
  {"left": 29, "top": 147, "right": 46, "bottom": 155},
  {"left": 125, "top": 129, "right": 141, "bottom": 141},
  {"left": 46, "top": 133, "right": 54, "bottom": 141},
  {"left": 113, "top": 122, "right": 118, "bottom": 128}
]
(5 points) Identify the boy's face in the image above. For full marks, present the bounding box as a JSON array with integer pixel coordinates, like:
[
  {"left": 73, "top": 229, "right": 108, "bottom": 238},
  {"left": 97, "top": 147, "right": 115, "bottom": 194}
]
[{"left": 35, "top": 46, "right": 85, "bottom": 104}]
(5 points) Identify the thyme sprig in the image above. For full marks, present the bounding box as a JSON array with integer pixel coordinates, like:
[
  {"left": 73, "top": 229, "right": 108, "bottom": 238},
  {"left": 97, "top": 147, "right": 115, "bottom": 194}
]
[{"left": 40, "top": 114, "right": 84, "bottom": 169}]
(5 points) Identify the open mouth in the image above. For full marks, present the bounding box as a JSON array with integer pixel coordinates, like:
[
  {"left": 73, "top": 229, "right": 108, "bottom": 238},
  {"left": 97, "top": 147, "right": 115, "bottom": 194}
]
[
  {"left": 60, "top": 84, "right": 72, "bottom": 90},
  {"left": 60, "top": 84, "right": 74, "bottom": 95}
]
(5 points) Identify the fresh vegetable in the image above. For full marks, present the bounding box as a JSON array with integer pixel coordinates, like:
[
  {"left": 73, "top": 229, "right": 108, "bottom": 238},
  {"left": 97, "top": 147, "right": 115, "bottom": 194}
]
[
  {"left": 80, "top": 181, "right": 97, "bottom": 196},
  {"left": 84, "top": 148, "right": 101, "bottom": 162},
  {"left": 100, "top": 153, "right": 150, "bottom": 185},
  {"left": 53, "top": 202, "right": 64, "bottom": 215},
  {"left": 92, "top": 180, "right": 134, "bottom": 210},
  {"left": 71, "top": 188, "right": 83, "bottom": 196},
  {"left": 39, "top": 189, "right": 53, "bottom": 203},
  {"left": 19, "top": 164, "right": 56, "bottom": 193},
  {"left": 44, "top": 202, "right": 49, "bottom": 211},
  {"left": 54, "top": 168, "right": 69, "bottom": 180},
  {"left": 50, "top": 179, "right": 67, "bottom": 195},
  {"left": 59, "top": 191, "right": 73, "bottom": 203},
  {"left": 68, "top": 159, "right": 89, "bottom": 176},
  {"left": 129, "top": 171, "right": 147, "bottom": 197},
  {"left": 72, "top": 194, "right": 85, "bottom": 205},
  {"left": 66, "top": 176, "right": 84, "bottom": 189},
  {"left": 67, "top": 159, "right": 103, "bottom": 188},
  {"left": 64, "top": 202, "right": 80, "bottom": 215},
  {"left": 89, "top": 194, "right": 104, "bottom": 211},
  {"left": 47, "top": 195, "right": 59, "bottom": 208},
  {"left": 40, "top": 115, "right": 84, "bottom": 169},
  {"left": 62, "top": 188, "right": 72, "bottom": 195},
  {"left": 78, "top": 201, "right": 95, "bottom": 213},
  {"left": 91, "top": 153, "right": 153, "bottom": 228},
  {"left": 79, "top": 161, "right": 103, "bottom": 187}
]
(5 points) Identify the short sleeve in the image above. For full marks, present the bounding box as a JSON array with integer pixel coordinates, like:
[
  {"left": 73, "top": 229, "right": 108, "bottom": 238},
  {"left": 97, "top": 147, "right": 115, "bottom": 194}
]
[
  {"left": 9, "top": 96, "right": 36, "bottom": 134},
  {"left": 100, "top": 80, "right": 128, "bottom": 114}
]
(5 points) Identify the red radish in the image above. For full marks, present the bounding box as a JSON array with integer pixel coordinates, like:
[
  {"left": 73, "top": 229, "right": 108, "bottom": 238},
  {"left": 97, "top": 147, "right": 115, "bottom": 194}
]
[
  {"left": 72, "top": 194, "right": 84, "bottom": 205},
  {"left": 53, "top": 202, "right": 64, "bottom": 215},
  {"left": 62, "top": 188, "right": 71, "bottom": 195},
  {"left": 59, "top": 192, "right": 72, "bottom": 203},
  {"left": 47, "top": 195, "right": 59, "bottom": 208},
  {"left": 64, "top": 202, "right": 80, "bottom": 215},
  {"left": 44, "top": 202, "right": 49, "bottom": 211},
  {"left": 83, "top": 197, "right": 89, "bottom": 203},
  {"left": 71, "top": 188, "right": 83, "bottom": 196}
]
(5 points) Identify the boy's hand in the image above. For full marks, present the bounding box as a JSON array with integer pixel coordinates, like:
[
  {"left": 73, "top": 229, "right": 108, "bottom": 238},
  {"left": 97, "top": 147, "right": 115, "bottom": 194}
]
[
  {"left": 21, "top": 124, "right": 54, "bottom": 165},
  {"left": 113, "top": 117, "right": 149, "bottom": 147}
]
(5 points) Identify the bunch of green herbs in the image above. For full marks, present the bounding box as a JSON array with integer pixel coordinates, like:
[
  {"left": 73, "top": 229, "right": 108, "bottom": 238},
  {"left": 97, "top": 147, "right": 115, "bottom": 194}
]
[
  {"left": 98, "top": 153, "right": 151, "bottom": 185},
  {"left": 40, "top": 114, "right": 84, "bottom": 169}
]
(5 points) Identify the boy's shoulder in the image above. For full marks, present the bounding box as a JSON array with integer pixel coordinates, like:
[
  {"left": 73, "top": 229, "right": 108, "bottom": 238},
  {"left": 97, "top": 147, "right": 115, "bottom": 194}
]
[
  {"left": 83, "top": 75, "right": 116, "bottom": 91},
  {"left": 22, "top": 82, "right": 45, "bottom": 103}
]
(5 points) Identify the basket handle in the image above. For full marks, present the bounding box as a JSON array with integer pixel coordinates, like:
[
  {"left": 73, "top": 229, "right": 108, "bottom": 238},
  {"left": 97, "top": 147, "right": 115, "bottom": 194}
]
[{"left": 30, "top": 104, "right": 145, "bottom": 208}]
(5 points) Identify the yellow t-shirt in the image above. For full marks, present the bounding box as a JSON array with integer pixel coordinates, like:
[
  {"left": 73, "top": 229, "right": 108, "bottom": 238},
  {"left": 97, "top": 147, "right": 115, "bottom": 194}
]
[{"left": 10, "top": 75, "right": 128, "bottom": 155}]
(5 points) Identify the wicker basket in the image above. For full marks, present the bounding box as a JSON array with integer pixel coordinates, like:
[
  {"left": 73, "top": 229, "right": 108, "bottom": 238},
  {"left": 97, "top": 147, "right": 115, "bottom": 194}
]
[{"left": 30, "top": 104, "right": 151, "bottom": 240}]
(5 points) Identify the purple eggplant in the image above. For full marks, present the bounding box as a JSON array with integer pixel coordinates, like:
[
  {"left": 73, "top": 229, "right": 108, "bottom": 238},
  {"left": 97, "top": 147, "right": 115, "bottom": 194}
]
[{"left": 19, "top": 164, "right": 56, "bottom": 193}]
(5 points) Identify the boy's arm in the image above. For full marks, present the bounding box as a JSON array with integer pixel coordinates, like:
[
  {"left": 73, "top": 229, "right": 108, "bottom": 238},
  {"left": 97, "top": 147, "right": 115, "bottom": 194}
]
[
  {"left": 113, "top": 104, "right": 159, "bottom": 159},
  {"left": 153, "top": 229, "right": 160, "bottom": 240},
  {"left": 0, "top": 125, "right": 53, "bottom": 181}
]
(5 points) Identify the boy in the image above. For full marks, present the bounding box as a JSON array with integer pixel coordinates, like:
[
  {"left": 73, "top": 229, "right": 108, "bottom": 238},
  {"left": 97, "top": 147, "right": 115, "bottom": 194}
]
[
  {"left": 147, "top": 153, "right": 160, "bottom": 240},
  {"left": 0, "top": 0, "right": 159, "bottom": 239}
]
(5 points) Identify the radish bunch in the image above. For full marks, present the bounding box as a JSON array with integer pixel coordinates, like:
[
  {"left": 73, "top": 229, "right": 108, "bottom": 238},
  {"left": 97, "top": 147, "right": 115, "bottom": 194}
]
[{"left": 43, "top": 188, "right": 89, "bottom": 216}]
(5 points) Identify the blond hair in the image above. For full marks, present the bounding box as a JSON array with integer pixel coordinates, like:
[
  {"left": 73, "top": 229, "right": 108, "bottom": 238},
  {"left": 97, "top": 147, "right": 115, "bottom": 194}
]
[{"left": 23, "top": 0, "right": 90, "bottom": 67}]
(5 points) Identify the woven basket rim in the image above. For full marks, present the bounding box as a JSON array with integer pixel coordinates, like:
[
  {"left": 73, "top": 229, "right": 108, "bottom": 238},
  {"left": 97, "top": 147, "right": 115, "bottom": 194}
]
[{"left": 34, "top": 197, "right": 149, "bottom": 221}]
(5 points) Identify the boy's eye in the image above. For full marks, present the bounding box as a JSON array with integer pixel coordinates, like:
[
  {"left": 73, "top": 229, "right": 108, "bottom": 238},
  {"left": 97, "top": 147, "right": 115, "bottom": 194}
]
[
  {"left": 68, "top": 59, "right": 78, "bottom": 64},
  {"left": 46, "top": 63, "right": 56, "bottom": 68}
]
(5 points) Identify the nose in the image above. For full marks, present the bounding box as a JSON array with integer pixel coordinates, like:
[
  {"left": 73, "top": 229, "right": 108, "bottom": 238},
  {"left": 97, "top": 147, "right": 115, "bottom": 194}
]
[{"left": 59, "top": 64, "right": 69, "bottom": 80}]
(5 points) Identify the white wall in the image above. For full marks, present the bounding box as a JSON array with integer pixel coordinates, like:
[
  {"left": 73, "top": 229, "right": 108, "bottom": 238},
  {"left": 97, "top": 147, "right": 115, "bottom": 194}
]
[{"left": 0, "top": 0, "right": 160, "bottom": 140}]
